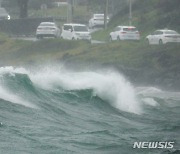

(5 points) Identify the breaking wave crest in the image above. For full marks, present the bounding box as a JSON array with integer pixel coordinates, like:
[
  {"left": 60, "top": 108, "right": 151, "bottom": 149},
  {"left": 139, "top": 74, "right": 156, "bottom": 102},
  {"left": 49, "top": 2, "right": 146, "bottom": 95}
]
[{"left": 0, "top": 66, "right": 142, "bottom": 114}]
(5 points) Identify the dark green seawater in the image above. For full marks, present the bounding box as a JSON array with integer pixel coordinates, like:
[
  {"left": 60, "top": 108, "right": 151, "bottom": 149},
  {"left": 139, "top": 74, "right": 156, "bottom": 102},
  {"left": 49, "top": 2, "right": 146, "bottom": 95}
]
[{"left": 0, "top": 66, "right": 179, "bottom": 154}]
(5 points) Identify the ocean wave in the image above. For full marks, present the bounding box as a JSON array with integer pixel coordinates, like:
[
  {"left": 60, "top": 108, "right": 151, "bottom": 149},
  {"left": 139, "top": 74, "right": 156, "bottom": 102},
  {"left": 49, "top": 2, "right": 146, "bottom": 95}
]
[
  {"left": 29, "top": 67, "right": 142, "bottom": 114},
  {"left": 0, "top": 66, "right": 142, "bottom": 114},
  {"left": 0, "top": 66, "right": 179, "bottom": 154}
]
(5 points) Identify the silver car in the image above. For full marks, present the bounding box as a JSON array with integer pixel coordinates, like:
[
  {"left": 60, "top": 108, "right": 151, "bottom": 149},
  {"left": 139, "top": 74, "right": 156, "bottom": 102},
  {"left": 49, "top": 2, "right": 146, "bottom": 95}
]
[
  {"left": 146, "top": 29, "right": 180, "bottom": 45},
  {"left": 36, "top": 22, "right": 60, "bottom": 39}
]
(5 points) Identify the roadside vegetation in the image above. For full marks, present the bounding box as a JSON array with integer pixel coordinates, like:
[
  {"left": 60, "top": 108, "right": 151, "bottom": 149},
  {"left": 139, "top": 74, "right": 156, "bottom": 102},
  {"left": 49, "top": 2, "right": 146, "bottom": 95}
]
[
  {"left": 0, "top": 31, "right": 180, "bottom": 89},
  {"left": 29, "top": 5, "right": 89, "bottom": 20}
]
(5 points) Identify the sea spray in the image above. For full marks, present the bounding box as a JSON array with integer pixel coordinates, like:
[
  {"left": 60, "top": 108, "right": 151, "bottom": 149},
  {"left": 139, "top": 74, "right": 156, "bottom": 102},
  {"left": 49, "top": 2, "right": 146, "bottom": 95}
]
[
  {"left": 0, "top": 66, "right": 28, "bottom": 75},
  {"left": 29, "top": 67, "right": 142, "bottom": 114},
  {"left": 142, "top": 98, "right": 159, "bottom": 106}
]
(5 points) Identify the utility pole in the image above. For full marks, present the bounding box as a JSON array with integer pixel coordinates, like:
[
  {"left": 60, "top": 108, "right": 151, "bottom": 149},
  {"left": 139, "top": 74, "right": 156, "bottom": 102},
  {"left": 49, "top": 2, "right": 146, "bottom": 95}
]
[
  {"left": 0, "top": 0, "right": 2, "bottom": 7},
  {"left": 67, "top": 0, "right": 73, "bottom": 23},
  {"left": 111, "top": 0, "right": 114, "bottom": 15},
  {"left": 104, "top": 0, "right": 108, "bottom": 29},
  {"left": 72, "top": 0, "right": 74, "bottom": 22},
  {"left": 129, "top": 0, "right": 132, "bottom": 26}
]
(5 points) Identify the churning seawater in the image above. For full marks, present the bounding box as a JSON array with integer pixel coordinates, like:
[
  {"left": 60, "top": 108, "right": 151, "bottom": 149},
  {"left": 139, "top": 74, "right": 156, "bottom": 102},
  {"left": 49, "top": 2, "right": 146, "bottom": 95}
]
[{"left": 0, "top": 66, "right": 179, "bottom": 154}]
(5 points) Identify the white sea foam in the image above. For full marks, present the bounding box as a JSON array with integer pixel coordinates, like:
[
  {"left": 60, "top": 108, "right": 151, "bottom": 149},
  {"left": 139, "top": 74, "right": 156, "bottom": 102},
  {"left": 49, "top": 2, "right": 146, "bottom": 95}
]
[
  {"left": 142, "top": 98, "right": 159, "bottom": 106},
  {"left": 29, "top": 67, "right": 142, "bottom": 114},
  {"left": 0, "top": 86, "right": 36, "bottom": 108},
  {"left": 136, "top": 87, "right": 162, "bottom": 95},
  {"left": 136, "top": 86, "right": 180, "bottom": 101},
  {"left": 0, "top": 66, "right": 28, "bottom": 75}
]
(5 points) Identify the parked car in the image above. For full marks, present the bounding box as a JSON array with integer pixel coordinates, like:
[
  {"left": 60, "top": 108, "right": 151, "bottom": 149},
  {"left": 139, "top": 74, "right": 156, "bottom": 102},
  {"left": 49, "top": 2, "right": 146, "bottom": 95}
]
[
  {"left": 61, "top": 23, "right": 91, "bottom": 41},
  {"left": 36, "top": 22, "right": 60, "bottom": 39},
  {"left": 146, "top": 29, "right": 180, "bottom": 45},
  {"left": 0, "top": 8, "right": 10, "bottom": 20},
  {"left": 109, "top": 26, "right": 140, "bottom": 41},
  {"left": 89, "top": 14, "right": 109, "bottom": 29}
]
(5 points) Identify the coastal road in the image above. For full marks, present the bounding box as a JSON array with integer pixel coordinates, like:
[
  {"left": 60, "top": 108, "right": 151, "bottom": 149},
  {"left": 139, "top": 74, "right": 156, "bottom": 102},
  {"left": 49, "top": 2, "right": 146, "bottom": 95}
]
[{"left": 12, "top": 36, "right": 106, "bottom": 44}]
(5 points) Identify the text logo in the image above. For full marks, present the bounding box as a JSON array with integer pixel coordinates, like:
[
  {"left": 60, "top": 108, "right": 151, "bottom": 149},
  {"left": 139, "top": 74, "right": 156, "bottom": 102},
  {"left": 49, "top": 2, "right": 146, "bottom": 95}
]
[{"left": 133, "top": 142, "right": 174, "bottom": 149}]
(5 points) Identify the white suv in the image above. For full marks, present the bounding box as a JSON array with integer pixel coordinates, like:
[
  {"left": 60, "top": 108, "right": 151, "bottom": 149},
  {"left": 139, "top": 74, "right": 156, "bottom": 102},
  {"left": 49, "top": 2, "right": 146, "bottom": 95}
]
[
  {"left": 89, "top": 14, "right": 109, "bottom": 29},
  {"left": 109, "top": 26, "right": 140, "bottom": 41},
  {"left": 36, "top": 22, "right": 60, "bottom": 39},
  {"left": 146, "top": 29, "right": 180, "bottom": 45},
  {"left": 61, "top": 23, "right": 91, "bottom": 41}
]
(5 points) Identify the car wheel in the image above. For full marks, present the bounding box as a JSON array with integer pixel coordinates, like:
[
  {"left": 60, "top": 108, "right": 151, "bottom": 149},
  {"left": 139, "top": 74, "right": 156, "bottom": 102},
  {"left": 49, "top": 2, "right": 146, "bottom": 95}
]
[
  {"left": 72, "top": 37, "right": 75, "bottom": 40},
  {"left": 38, "top": 35, "right": 43, "bottom": 39},
  {"left": 36, "top": 35, "right": 42, "bottom": 39},
  {"left": 89, "top": 24, "right": 92, "bottom": 29},
  {"left": 159, "top": 39, "right": 163, "bottom": 45},
  {"left": 109, "top": 36, "right": 113, "bottom": 42},
  {"left": 146, "top": 39, "right": 150, "bottom": 45}
]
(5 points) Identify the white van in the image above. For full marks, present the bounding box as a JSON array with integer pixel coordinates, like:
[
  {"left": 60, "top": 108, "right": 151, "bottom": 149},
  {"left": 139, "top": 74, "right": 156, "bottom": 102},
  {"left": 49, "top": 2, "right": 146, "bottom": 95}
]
[{"left": 61, "top": 23, "right": 91, "bottom": 41}]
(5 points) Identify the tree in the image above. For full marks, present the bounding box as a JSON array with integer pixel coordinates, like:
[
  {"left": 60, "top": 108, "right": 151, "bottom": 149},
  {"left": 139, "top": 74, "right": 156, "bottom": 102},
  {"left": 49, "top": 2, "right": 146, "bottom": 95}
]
[
  {"left": 17, "top": 0, "right": 29, "bottom": 18},
  {"left": 158, "top": 0, "right": 180, "bottom": 12},
  {"left": 28, "top": 0, "right": 53, "bottom": 10}
]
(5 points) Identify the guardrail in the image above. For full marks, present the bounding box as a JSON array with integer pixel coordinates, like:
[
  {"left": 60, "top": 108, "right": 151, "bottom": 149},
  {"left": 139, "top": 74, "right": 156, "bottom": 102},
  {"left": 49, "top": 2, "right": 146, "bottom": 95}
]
[
  {"left": 0, "top": 17, "right": 54, "bottom": 36},
  {"left": 0, "top": 17, "right": 89, "bottom": 36}
]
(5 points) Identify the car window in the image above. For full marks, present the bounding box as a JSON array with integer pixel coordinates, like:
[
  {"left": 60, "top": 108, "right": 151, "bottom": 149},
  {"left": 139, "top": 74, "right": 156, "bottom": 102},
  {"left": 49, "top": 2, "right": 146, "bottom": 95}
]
[
  {"left": 74, "top": 26, "right": 88, "bottom": 32},
  {"left": 154, "top": 31, "right": 163, "bottom": 35},
  {"left": 64, "top": 25, "right": 72, "bottom": 31},
  {"left": 164, "top": 31, "right": 178, "bottom": 34},
  {"left": 151, "top": 31, "right": 156, "bottom": 35},
  {"left": 123, "top": 27, "right": 137, "bottom": 32},
  {"left": 94, "top": 14, "right": 104, "bottom": 18},
  {"left": 40, "top": 23, "right": 55, "bottom": 27},
  {"left": 152, "top": 31, "right": 158, "bottom": 35},
  {"left": 114, "top": 27, "right": 121, "bottom": 31},
  {"left": 0, "top": 8, "right": 8, "bottom": 15},
  {"left": 158, "top": 31, "right": 163, "bottom": 35}
]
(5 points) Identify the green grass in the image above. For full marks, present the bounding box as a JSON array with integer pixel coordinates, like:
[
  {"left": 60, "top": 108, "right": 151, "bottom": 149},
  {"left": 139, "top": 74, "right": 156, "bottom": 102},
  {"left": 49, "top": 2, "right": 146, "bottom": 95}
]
[
  {"left": 0, "top": 35, "right": 180, "bottom": 90},
  {"left": 0, "top": 36, "right": 179, "bottom": 68}
]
